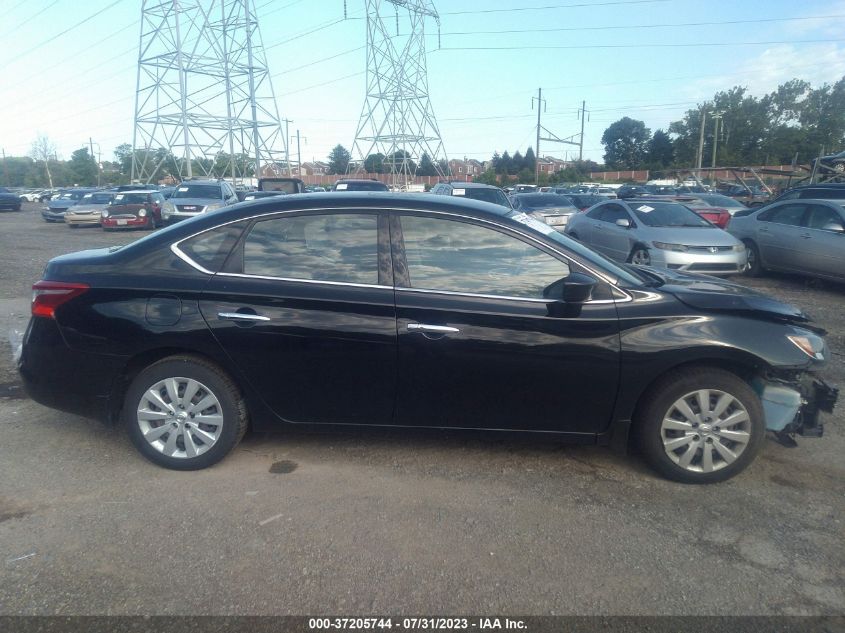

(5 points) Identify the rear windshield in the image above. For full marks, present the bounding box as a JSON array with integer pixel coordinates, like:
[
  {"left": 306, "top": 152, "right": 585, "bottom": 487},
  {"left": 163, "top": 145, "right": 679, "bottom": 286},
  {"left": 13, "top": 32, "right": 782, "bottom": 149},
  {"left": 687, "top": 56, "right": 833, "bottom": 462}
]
[
  {"left": 172, "top": 184, "right": 221, "bottom": 199},
  {"left": 334, "top": 181, "right": 389, "bottom": 191},
  {"left": 83, "top": 193, "right": 114, "bottom": 204},
  {"left": 695, "top": 194, "right": 747, "bottom": 209},
  {"left": 516, "top": 194, "right": 573, "bottom": 208},
  {"left": 459, "top": 187, "right": 510, "bottom": 207},
  {"left": 260, "top": 180, "right": 299, "bottom": 193},
  {"left": 570, "top": 195, "right": 603, "bottom": 207},
  {"left": 800, "top": 188, "right": 845, "bottom": 200},
  {"left": 629, "top": 202, "right": 711, "bottom": 227}
]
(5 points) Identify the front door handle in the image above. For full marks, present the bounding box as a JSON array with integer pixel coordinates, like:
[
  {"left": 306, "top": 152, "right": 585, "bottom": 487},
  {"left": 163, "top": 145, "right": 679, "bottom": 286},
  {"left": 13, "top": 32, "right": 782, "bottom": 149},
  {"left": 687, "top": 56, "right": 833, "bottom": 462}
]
[
  {"left": 218, "top": 312, "right": 271, "bottom": 322},
  {"left": 407, "top": 323, "right": 460, "bottom": 334},
  {"left": 799, "top": 233, "right": 812, "bottom": 239}
]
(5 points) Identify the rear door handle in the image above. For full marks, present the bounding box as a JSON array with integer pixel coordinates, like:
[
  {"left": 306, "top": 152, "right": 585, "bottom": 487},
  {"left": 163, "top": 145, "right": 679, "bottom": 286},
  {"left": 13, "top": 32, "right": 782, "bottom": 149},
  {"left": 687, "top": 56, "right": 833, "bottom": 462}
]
[
  {"left": 407, "top": 323, "right": 460, "bottom": 334},
  {"left": 218, "top": 312, "right": 271, "bottom": 322}
]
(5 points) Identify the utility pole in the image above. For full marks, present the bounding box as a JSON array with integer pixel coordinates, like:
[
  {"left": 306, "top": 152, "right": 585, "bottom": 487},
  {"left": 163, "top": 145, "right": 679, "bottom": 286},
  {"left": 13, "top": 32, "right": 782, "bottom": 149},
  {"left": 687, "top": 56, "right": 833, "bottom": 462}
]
[
  {"left": 578, "top": 100, "right": 587, "bottom": 161},
  {"left": 711, "top": 111, "right": 724, "bottom": 168},
  {"left": 291, "top": 130, "right": 306, "bottom": 177},
  {"left": 89, "top": 137, "right": 101, "bottom": 187},
  {"left": 532, "top": 88, "right": 545, "bottom": 184},
  {"left": 696, "top": 109, "right": 708, "bottom": 173}
]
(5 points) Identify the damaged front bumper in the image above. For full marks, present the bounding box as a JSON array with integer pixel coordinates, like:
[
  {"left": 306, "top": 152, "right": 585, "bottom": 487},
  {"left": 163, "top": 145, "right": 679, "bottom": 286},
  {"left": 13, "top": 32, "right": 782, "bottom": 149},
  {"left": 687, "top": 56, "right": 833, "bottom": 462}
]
[{"left": 753, "top": 374, "right": 838, "bottom": 443}]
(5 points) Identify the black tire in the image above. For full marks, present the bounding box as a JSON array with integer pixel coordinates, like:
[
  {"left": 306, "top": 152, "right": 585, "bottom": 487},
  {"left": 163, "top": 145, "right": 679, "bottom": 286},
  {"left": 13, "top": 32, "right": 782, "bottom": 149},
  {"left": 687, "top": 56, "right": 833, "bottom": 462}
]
[
  {"left": 636, "top": 367, "right": 765, "bottom": 484},
  {"left": 628, "top": 245, "right": 651, "bottom": 266},
  {"left": 124, "top": 355, "right": 248, "bottom": 470},
  {"left": 744, "top": 240, "right": 763, "bottom": 277}
]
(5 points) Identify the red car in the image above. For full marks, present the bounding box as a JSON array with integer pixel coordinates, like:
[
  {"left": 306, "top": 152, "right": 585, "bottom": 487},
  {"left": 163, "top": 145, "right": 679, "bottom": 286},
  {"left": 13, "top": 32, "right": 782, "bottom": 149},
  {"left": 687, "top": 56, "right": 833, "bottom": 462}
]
[{"left": 101, "top": 191, "right": 168, "bottom": 230}]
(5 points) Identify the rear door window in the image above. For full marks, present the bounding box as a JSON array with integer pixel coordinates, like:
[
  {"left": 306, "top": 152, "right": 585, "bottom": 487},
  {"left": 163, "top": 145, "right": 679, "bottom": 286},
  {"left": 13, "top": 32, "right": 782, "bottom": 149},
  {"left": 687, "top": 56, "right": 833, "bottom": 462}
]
[{"left": 760, "top": 204, "right": 806, "bottom": 226}]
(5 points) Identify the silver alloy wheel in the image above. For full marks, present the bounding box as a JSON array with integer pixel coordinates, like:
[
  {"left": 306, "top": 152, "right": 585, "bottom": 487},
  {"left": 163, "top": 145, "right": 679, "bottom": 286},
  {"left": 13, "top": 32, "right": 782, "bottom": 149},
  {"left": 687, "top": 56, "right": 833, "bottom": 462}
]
[
  {"left": 631, "top": 249, "right": 651, "bottom": 266},
  {"left": 660, "top": 389, "right": 752, "bottom": 473},
  {"left": 746, "top": 244, "right": 756, "bottom": 270},
  {"left": 136, "top": 377, "right": 224, "bottom": 459}
]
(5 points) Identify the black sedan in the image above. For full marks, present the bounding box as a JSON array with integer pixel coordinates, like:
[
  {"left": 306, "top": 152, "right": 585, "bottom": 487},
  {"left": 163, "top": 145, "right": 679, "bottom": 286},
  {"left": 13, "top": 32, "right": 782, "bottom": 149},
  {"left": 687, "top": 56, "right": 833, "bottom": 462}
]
[
  {"left": 19, "top": 193, "right": 837, "bottom": 482},
  {"left": 0, "top": 186, "right": 22, "bottom": 211}
]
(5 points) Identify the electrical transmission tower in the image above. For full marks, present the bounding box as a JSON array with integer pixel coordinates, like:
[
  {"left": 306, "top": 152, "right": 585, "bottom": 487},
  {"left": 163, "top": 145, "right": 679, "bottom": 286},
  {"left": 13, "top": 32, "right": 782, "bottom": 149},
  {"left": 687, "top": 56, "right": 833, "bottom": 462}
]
[
  {"left": 349, "top": 0, "right": 449, "bottom": 187},
  {"left": 131, "top": 0, "right": 289, "bottom": 184}
]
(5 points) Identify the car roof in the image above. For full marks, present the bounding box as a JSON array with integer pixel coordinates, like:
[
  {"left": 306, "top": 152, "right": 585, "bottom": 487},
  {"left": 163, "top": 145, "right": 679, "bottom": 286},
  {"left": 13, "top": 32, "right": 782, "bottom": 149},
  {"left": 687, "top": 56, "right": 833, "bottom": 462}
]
[
  {"left": 114, "top": 190, "right": 153, "bottom": 195},
  {"left": 442, "top": 181, "right": 501, "bottom": 189},
  {"left": 178, "top": 180, "right": 223, "bottom": 186},
  {"left": 334, "top": 178, "right": 384, "bottom": 183}
]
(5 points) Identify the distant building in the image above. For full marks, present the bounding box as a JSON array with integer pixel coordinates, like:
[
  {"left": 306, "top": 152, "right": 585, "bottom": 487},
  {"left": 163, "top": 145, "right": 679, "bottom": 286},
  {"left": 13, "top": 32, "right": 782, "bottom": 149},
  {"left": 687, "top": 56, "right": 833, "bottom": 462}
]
[{"left": 300, "top": 161, "right": 330, "bottom": 176}]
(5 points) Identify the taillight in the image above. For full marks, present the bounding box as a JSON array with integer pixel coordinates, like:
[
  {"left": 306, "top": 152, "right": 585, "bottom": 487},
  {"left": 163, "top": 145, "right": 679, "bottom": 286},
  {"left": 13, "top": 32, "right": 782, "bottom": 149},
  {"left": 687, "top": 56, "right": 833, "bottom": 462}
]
[{"left": 31, "top": 281, "right": 89, "bottom": 319}]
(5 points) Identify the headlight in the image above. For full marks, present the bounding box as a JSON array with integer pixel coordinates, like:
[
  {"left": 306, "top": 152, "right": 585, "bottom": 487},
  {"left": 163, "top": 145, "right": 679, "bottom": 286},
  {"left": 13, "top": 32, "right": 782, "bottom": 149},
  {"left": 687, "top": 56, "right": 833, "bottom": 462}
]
[
  {"left": 204, "top": 203, "right": 222, "bottom": 212},
  {"left": 652, "top": 242, "right": 688, "bottom": 252},
  {"left": 787, "top": 332, "right": 825, "bottom": 360},
  {"left": 101, "top": 210, "right": 109, "bottom": 218},
  {"left": 138, "top": 209, "right": 147, "bottom": 217},
  {"left": 732, "top": 243, "right": 745, "bottom": 252}
]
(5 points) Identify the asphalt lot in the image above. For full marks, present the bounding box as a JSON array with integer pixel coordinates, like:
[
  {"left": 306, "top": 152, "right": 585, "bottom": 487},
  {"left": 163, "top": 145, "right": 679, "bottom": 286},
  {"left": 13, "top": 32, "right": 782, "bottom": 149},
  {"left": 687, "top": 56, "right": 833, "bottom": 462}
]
[{"left": 0, "top": 201, "right": 843, "bottom": 616}]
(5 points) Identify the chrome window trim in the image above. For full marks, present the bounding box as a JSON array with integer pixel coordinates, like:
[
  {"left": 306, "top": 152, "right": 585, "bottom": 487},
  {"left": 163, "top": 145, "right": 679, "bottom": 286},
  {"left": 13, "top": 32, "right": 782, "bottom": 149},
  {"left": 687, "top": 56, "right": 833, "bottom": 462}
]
[{"left": 169, "top": 205, "right": 633, "bottom": 302}]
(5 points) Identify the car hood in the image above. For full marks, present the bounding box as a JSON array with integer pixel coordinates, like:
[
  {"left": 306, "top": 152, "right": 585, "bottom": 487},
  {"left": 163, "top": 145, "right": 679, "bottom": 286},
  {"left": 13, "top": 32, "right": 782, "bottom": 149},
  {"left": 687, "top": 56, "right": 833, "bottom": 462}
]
[
  {"left": 68, "top": 204, "right": 107, "bottom": 213},
  {"left": 635, "top": 225, "right": 740, "bottom": 246},
  {"left": 48, "top": 200, "right": 78, "bottom": 209},
  {"left": 633, "top": 266, "right": 812, "bottom": 325},
  {"left": 529, "top": 207, "right": 578, "bottom": 215}
]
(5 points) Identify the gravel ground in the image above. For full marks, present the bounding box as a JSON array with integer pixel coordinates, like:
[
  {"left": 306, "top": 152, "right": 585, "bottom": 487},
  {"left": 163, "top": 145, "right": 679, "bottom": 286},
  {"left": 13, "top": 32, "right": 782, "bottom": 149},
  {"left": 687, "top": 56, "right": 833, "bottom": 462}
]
[{"left": 0, "top": 202, "right": 843, "bottom": 616}]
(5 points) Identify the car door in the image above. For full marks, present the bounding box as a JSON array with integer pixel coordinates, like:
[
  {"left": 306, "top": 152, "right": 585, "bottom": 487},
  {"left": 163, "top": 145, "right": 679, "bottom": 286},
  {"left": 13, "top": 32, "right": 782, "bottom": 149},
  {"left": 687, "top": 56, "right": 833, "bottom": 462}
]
[
  {"left": 391, "top": 212, "right": 621, "bottom": 434},
  {"left": 799, "top": 203, "right": 845, "bottom": 280},
  {"left": 198, "top": 210, "right": 397, "bottom": 425},
  {"left": 592, "top": 203, "right": 635, "bottom": 262},
  {"left": 755, "top": 203, "right": 807, "bottom": 271}
]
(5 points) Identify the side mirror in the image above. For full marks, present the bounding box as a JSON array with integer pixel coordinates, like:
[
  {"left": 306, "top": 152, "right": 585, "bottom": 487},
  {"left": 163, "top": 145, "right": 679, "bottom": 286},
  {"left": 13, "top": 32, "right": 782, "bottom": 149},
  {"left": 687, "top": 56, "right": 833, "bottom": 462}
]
[
  {"left": 615, "top": 218, "right": 632, "bottom": 228},
  {"left": 822, "top": 222, "right": 845, "bottom": 233},
  {"left": 543, "top": 272, "right": 598, "bottom": 303}
]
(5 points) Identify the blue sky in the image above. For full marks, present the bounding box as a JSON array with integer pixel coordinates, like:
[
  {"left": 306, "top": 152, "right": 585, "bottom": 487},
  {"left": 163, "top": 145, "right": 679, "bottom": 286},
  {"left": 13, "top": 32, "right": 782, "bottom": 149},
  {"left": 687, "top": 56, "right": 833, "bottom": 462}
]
[{"left": 1, "top": 0, "right": 844, "bottom": 166}]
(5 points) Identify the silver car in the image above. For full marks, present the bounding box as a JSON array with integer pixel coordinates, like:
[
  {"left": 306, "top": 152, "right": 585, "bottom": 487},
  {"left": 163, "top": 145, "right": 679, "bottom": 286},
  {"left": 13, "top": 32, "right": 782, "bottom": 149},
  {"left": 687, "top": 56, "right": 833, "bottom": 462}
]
[
  {"left": 727, "top": 199, "right": 845, "bottom": 282},
  {"left": 163, "top": 180, "right": 239, "bottom": 223},
  {"left": 565, "top": 199, "right": 746, "bottom": 276},
  {"left": 509, "top": 193, "right": 579, "bottom": 230}
]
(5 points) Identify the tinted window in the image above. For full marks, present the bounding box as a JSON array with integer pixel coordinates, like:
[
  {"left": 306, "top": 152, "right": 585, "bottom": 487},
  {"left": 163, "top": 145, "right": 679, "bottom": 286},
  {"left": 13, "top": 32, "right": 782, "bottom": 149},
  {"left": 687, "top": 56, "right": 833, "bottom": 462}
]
[
  {"left": 761, "top": 204, "right": 805, "bottom": 226},
  {"left": 696, "top": 194, "right": 747, "bottom": 209},
  {"left": 334, "top": 181, "right": 388, "bottom": 191},
  {"left": 243, "top": 214, "right": 378, "bottom": 284},
  {"left": 112, "top": 193, "right": 149, "bottom": 205},
  {"left": 514, "top": 194, "right": 574, "bottom": 209},
  {"left": 628, "top": 202, "right": 710, "bottom": 227},
  {"left": 459, "top": 187, "right": 510, "bottom": 207},
  {"left": 804, "top": 205, "right": 843, "bottom": 230},
  {"left": 83, "top": 193, "right": 114, "bottom": 204},
  {"left": 598, "top": 205, "right": 629, "bottom": 224},
  {"left": 400, "top": 216, "right": 569, "bottom": 298},
  {"left": 179, "top": 223, "right": 246, "bottom": 272},
  {"left": 172, "top": 184, "right": 222, "bottom": 199},
  {"left": 799, "top": 188, "right": 845, "bottom": 200}
]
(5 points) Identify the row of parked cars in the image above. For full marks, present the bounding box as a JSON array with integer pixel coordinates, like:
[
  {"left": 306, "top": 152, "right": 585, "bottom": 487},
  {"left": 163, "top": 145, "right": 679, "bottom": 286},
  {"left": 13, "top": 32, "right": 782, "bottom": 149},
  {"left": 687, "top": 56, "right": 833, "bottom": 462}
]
[{"left": 428, "top": 180, "right": 845, "bottom": 283}]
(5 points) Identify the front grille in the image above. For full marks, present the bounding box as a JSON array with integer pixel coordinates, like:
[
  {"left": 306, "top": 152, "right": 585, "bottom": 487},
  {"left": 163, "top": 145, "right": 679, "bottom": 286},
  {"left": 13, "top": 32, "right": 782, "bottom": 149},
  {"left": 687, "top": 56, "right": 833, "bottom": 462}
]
[
  {"left": 687, "top": 263, "right": 739, "bottom": 272},
  {"left": 176, "top": 205, "right": 203, "bottom": 213},
  {"left": 687, "top": 245, "right": 733, "bottom": 253}
]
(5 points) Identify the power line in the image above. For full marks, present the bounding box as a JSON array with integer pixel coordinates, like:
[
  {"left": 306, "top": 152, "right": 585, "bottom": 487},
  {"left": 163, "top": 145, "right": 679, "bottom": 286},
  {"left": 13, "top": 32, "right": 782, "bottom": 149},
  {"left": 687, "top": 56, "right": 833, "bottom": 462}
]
[
  {"left": 439, "top": 38, "right": 845, "bottom": 52},
  {"left": 0, "top": 0, "right": 60, "bottom": 38},
  {"left": 0, "top": 0, "right": 124, "bottom": 68},
  {"left": 438, "top": 13, "right": 845, "bottom": 36},
  {"left": 440, "top": 0, "right": 672, "bottom": 15}
]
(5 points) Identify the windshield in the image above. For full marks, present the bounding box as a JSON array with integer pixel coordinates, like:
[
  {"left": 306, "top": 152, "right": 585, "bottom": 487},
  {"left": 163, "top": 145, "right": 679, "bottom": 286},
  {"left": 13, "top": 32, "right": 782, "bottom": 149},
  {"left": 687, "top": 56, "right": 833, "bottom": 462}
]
[
  {"left": 82, "top": 193, "right": 114, "bottom": 204},
  {"left": 172, "top": 184, "right": 221, "bottom": 199},
  {"left": 570, "top": 195, "right": 603, "bottom": 207},
  {"left": 111, "top": 193, "right": 149, "bottom": 205},
  {"left": 516, "top": 194, "right": 574, "bottom": 209},
  {"left": 630, "top": 201, "right": 711, "bottom": 227},
  {"left": 461, "top": 187, "right": 510, "bottom": 207},
  {"left": 506, "top": 210, "right": 644, "bottom": 287},
  {"left": 335, "top": 181, "right": 388, "bottom": 191}
]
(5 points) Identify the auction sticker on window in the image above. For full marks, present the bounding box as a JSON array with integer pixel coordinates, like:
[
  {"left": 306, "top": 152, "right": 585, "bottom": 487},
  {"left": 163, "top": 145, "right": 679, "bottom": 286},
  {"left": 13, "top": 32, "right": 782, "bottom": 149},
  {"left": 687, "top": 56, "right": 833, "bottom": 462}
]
[
  {"left": 637, "top": 205, "right": 655, "bottom": 213},
  {"left": 336, "top": 183, "right": 348, "bottom": 190},
  {"left": 177, "top": 187, "right": 189, "bottom": 192},
  {"left": 509, "top": 211, "right": 555, "bottom": 235},
  {"left": 452, "top": 188, "right": 466, "bottom": 196}
]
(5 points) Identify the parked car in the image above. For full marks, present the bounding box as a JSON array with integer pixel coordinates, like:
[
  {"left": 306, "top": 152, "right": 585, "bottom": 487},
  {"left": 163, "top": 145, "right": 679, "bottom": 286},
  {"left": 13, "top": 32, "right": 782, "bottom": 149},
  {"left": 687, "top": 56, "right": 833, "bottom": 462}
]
[
  {"left": 595, "top": 186, "right": 618, "bottom": 199},
  {"left": 101, "top": 190, "right": 171, "bottom": 230},
  {"left": 18, "top": 189, "right": 42, "bottom": 203},
  {"left": 257, "top": 177, "right": 306, "bottom": 194},
  {"left": 615, "top": 184, "right": 650, "bottom": 199},
  {"left": 509, "top": 193, "right": 578, "bottom": 229},
  {"left": 718, "top": 184, "right": 771, "bottom": 207},
  {"left": 0, "top": 186, "right": 22, "bottom": 211},
  {"left": 41, "top": 188, "right": 97, "bottom": 222},
  {"left": 565, "top": 199, "right": 747, "bottom": 276},
  {"left": 728, "top": 199, "right": 845, "bottom": 282},
  {"left": 430, "top": 181, "right": 511, "bottom": 207},
  {"left": 764, "top": 183, "right": 845, "bottom": 207},
  {"left": 242, "top": 191, "right": 286, "bottom": 201},
  {"left": 164, "top": 179, "right": 239, "bottom": 223},
  {"left": 19, "top": 192, "right": 837, "bottom": 483},
  {"left": 63, "top": 191, "right": 116, "bottom": 227},
  {"left": 331, "top": 178, "right": 389, "bottom": 192},
  {"left": 811, "top": 149, "right": 845, "bottom": 174},
  {"left": 683, "top": 193, "right": 749, "bottom": 216},
  {"left": 566, "top": 193, "right": 606, "bottom": 211},
  {"left": 512, "top": 184, "right": 538, "bottom": 194}
]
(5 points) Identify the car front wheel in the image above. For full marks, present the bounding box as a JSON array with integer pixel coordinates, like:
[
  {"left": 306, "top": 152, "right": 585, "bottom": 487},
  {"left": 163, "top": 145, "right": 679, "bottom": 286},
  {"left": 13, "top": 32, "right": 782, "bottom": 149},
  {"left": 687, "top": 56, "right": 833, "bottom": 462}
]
[
  {"left": 124, "top": 355, "right": 248, "bottom": 470},
  {"left": 629, "top": 246, "right": 651, "bottom": 266},
  {"left": 637, "top": 367, "right": 765, "bottom": 483},
  {"left": 744, "top": 240, "right": 763, "bottom": 276}
]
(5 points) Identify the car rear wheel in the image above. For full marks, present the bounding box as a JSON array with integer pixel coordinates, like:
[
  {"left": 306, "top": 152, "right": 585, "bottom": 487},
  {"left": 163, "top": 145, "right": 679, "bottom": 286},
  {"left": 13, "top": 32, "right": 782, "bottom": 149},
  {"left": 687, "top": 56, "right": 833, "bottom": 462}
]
[
  {"left": 637, "top": 367, "right": 765, "bottom": 483},
  {"left": 124, "top": 355, "right": 248, "bottom": 470},
  {"left": 744, "top": 240, "right": 763, "bottom": 277},
  {"left": 629, "top": 246, "right": 651, "bottom": 266}
]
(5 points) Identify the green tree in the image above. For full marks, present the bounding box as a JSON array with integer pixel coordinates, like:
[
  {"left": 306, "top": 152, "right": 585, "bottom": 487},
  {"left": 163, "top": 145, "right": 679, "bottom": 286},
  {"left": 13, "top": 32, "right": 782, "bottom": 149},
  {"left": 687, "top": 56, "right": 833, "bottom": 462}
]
[
  {"left": 510, "top": 151, "right": 523, "bottom": 175},
  {"left": 523, "top": 146, "right": 536, "bottom": 173},
  {"left": 68, "top": 147, "right": 98, "bottom": 185},
  {"left": 418, "top": 152, "right": 438, "bottom": 176},
  {"left": 497, "top": 151, "right": 512, "bottom": 175},
  {"left": 646, "top": 129, "right": 674, "bottom": 168},
  {"left": 601, "top": 117, "right": 651, "bottom": 169},
  {"left": 364, "top": 153, "right": 385, "bottom": 173},
  {"left": 327, "top": 144, "right": 352, "bottom": 174}
]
